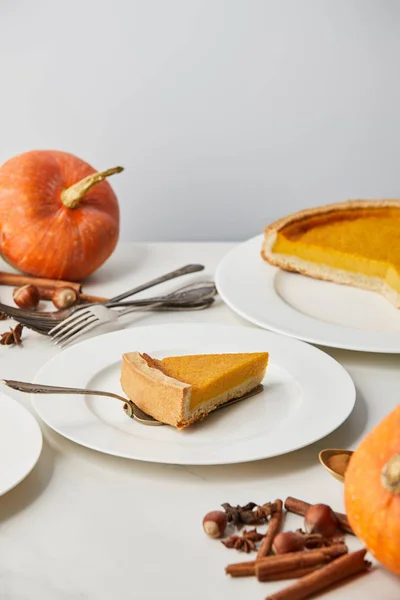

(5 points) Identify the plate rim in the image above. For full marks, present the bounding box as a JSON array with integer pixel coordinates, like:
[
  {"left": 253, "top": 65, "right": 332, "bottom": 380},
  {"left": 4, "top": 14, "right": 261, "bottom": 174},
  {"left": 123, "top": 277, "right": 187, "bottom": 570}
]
[
  {"left": 31, "top": 323, "right": 355, "bottom": 466},
  {"left": 0, "top": 392, "right": 43, "bottom": 496},
  {"left": 216, "top": 234, "right": 400, "bottom": 353}
]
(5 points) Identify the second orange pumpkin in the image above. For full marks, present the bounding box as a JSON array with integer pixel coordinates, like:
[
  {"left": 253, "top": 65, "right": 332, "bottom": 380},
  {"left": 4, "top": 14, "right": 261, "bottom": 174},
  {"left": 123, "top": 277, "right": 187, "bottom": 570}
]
[{"left": 344, "top": 405, "right": 400, "bottom": 575}]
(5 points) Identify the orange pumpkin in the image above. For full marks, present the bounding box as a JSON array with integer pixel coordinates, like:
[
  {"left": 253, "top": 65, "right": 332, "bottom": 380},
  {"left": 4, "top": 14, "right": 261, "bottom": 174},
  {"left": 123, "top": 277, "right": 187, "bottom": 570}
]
[
  {"left": 344, "top": 405, "right": 400, "bottom": 575},
  {"left": 0, "top": 150, "right": 122, "bottom": 281}
]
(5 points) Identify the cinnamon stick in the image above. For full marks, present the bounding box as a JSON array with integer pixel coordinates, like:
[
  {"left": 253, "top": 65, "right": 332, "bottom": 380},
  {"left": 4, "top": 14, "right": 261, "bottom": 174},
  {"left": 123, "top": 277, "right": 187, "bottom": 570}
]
[
  {"left": 257, "top": 566, "right": 319, "bottom": 581},
  {"left": 36, "top": 286, "right": 108, "bottom": 304},
  {"left": 225, "top": 561, "right": 257, "bottom": 577},
  {"left": 264, "top": 548, "right": 371, "bottom": 600},
  {"left": 225, "top": 544, "right": 347, "bottom": 578},
  {"left": 0, "top": 271, "right": 81, "bottom": 293},
  {"left": 256, "top": 545, "right": 348, "bottom": 581},
  {"left": 78, "top": 292, "right": 108, "bottom": 304},
  {"left": 257, "top": 499, "right": 283, "bottom": 558},
  {"left": 225, "top": 562, "right": 317, "bottom": 580},
  {"left": 284, "top": 496, "right": 353, "bottom": 535}
]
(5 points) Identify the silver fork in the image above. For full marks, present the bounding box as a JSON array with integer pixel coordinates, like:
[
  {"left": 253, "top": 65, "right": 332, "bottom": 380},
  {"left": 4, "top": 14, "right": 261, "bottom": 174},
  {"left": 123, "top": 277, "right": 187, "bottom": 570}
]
[
  {"left": 1, "top": 379, "right": 264, "bottom": 426},
  {"left": 49, "top": 280, "right": 216, "bottom": 337},
  {"left": 0, "top": 263, "right": 204, "bottom": 324},
  {"left": 50, "top": 297, "right": 216, "bottom": 347},
  {"left": 5, "top": 299, "right": 214, "bottom": 337}
]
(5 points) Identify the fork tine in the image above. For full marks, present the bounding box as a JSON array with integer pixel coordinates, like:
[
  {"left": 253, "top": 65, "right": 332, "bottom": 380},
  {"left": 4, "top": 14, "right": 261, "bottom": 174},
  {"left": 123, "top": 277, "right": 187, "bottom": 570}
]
[
  {"left": 0, "top": 303, "right": 31, "bottom": 319},
  {"left": 50, "top": 313, "right": 98, "bottom": 345},
  {"left": 0, "top": 301, "right": 57, "bottom": 320},
  {"left": 48, "top": 308, "right": 93, "bottom": 335},
  {"left": 0, "top": 309, "right": 45, "bottom": 326},
  {"left": 55, "top": 319, "right": 102, "bottom": 348},
  {"left": 6, "top": 315, "right": 51, "bottom": 335}
]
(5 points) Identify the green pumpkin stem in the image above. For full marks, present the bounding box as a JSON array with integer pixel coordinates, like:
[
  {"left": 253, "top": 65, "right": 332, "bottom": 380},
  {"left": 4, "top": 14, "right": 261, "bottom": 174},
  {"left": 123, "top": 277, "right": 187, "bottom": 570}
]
[
  {"left": 381, "top": 454, "right": 400, "bottom": 493},
  {"left": 61, "top": 166, "right": 123, "bottom": 209}
]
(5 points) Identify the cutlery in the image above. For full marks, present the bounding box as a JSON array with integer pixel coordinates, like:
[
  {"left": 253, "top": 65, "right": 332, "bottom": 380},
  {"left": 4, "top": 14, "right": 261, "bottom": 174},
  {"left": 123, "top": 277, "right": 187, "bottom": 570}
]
[
  {"left": 1, "top": 380, "right": 263, "bottom": 426},
  {"left": 49, "top": 283, "right": 217, "bottom": 346},
  {"left": 0, "top": 263, "right": 205, "bottom": 323},
  {"left": 0, "top": 281, "right": 216, "bottom": 335}
]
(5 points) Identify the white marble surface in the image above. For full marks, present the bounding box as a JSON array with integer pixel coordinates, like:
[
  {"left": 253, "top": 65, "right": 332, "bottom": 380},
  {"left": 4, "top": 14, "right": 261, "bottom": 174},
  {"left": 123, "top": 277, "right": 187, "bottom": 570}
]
[{"left": 0, "top": 242, "right": 399, "bottom": 600}]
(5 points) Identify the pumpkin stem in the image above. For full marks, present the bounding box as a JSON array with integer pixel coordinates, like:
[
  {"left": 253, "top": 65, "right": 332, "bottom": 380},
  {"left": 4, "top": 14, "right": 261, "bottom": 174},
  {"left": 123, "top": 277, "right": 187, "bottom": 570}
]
[
  {"left": 61, "top": 166, "right": 124, "bottom": 209},
  {"left": 381, "top": 454, "right": 400, "bottom": 493}
]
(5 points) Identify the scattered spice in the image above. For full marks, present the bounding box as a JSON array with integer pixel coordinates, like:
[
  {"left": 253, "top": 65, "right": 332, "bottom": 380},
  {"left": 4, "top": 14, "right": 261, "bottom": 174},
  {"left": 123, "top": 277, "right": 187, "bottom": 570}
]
[
  {"left": 0, "top": 312, "right": 6, "bottom": 320},
  {"left": 225, "top": 544, "right": 348, "bottom": 579},
  {"left": 255, "top": 566, "right": 318, "bottom": 582},
  {"left": 304, "top": 503, "right": 340, "bottom": 537},
  {"left": 257, "top": 498, "right": 283, "bottom": 558},
  {"left": 202, "top": 511, "right": 227, "bottom": 538},
  {"left": 222, "top": 529, "right": 265, "bottom": 553},
  {"left": 295, "top": 529, "right": 345, "bottom": 549},
  {"left": 255, "top": 545, "right": 348, "bottom": 582},
  {"left": 284, "top": 496, "right": 353, "bottom": 535},
  {"left": 226, "top": 560, "right": 317, "bottom": 580},
  {"left": 264, "top": 549, "right": 371, "bottom": 600},
  {"left": 13, "top": 284, "right": 40, "bottom": 309},
  {"left": 221, "top": 501, "right": 276, "bottom": 528},
  {"left": 326, "top": 453, "right": 351, "bottom": 478},
  {"left": 272, "top": 530, "right": 345, "bottom": 555},
  {"left": 208, "top": 496, "right": 364, "bottom": 598},
  {"left": 0, "top": 323, "right": 24, "bottom": 345}
]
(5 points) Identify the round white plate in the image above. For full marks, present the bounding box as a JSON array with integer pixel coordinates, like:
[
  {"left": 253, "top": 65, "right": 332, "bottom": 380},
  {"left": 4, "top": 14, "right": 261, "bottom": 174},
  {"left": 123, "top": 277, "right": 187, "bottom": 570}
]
[
  {"left": 0, "top": 393, "right": 43, "bottom": 495},
  {"left": 31, "top": 324, "right": 355, "bottom": 465},
  {"left": 216, "top": 235, "right": 400, "bottom": 353}
]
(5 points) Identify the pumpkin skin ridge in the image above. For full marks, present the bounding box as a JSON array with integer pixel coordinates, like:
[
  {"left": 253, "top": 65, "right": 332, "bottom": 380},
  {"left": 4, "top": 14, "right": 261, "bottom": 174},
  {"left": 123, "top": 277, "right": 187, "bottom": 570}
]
[
  {"left": 344, "top": 405, "right": 400, "bottom": 576},
  {"left": 1, "top": 209, "right": 62, "bottom": 273},
  {"left": 43, "top": 207, "right": 83, "bottom": 280},
  {"left": 0, "top": 150, "right": 120, "bottom": 281}
]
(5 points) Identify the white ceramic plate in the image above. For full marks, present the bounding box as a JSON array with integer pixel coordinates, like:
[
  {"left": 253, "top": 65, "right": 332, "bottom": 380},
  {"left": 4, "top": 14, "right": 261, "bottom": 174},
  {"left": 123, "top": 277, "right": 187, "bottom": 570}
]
[
  {"left": 31, "top": 324, "right": 355, "bottom": 465},
  {"left": 216, "top": 235, "right": 400, "bottom": 353},
  {"left": 0, "top": 393, "right": 43, "bottom": 495}
]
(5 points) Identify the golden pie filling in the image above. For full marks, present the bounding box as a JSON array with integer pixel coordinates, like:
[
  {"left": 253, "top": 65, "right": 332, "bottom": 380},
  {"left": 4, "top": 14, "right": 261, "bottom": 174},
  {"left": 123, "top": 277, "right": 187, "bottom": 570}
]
[
  {"left": 158, "top": 353, "right": 269, "bottom": 411},
  {"left": 386, "top": 266, "right": 400, "bottom": 294},
  {"left": 273, "top": 211, "right": 400, "bottom": 283}
]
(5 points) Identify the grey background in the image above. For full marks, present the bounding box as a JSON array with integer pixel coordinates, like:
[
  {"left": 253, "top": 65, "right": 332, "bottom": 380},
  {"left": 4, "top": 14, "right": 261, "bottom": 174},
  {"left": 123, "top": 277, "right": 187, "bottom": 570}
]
[{"left": 0, "top": 0, "right": 399, "bottom": 241}]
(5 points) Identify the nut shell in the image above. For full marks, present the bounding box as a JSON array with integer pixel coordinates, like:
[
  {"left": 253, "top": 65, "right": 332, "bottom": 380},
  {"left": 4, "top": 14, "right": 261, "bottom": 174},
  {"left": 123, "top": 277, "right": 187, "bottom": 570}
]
[
  {"left": 304, "top": 503, "right": 339, "bottom": 537},
  {"left": 202, "top": 510, "right": 227, "bottom": 538},
  {"left": 52, "top": 287, "right": 79, "bottom": 309},
  {"left": 13, "top": 284, "right": 40, "bottom": 309},
  {"left": 272, "top": 531, "right": 305, "bottom": 554}
]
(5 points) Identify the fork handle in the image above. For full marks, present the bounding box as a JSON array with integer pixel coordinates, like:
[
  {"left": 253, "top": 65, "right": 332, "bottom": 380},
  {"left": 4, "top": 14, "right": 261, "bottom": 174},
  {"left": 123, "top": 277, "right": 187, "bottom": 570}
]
[
  {"left": 1, "top": 379, "right": 163, "bottom": 425},
  {"left": 0, "top": 379, "right": 127, "bottom": 402},
  {"left": 107, "top": 264, "right": 204, "bottom": 304}
]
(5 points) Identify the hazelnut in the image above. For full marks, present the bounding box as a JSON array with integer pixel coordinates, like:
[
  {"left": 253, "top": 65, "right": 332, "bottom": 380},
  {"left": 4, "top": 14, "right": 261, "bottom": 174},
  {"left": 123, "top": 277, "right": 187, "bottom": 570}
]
[
  {"left": 202, "top": 510, "right": 227, "bottom": 538},
  {"left": 272, "top": 531, "right": 306, "bottom": 555},
  {"left": 52, "top": 287, "right": 79, "bottom": 309},
  {"left": 304, "top": 503, "right": 339, "bottom": 537},
  {"left": 13, "top": 284, "right": 40, "bottom": 310}
]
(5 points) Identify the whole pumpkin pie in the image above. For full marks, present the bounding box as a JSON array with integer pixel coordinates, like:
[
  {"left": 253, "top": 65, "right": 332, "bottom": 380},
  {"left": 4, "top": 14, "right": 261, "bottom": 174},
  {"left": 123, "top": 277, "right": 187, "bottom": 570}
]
[
  {"left": 120, "top": 351, "right": 269, "bottom": 428},
  {"left": 261, "top": 200, "right": 400, "bottom": 308}
]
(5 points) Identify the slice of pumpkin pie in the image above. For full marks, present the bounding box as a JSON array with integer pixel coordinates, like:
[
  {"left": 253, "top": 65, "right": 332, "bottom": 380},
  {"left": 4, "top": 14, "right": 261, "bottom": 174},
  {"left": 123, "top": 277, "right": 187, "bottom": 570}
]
[
  {"left": 120, "top": 352, "right": 269, "bottom": 428},
  {"left": 261, "top": 200, "right": 400, "bottom": 307}
]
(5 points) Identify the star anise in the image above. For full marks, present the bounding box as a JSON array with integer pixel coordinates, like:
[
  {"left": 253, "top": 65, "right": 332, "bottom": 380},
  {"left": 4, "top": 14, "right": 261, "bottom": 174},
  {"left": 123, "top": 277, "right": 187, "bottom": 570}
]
[
  {"left": 222, "top": 529, "right": 265, "bottom": 553},
  {"left": 221, "top": 501, "right": 276, "bottom": 528},
  {"left": 221, "top": 502, "right": 257, "bottom": 527},
  {"left": 0, "top": 323, "right": 24, "bottom": 345},
  {"left": 253, "top": 502, "right": 277, "bottom": 522}
]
